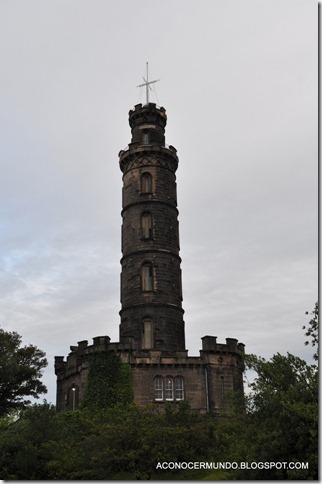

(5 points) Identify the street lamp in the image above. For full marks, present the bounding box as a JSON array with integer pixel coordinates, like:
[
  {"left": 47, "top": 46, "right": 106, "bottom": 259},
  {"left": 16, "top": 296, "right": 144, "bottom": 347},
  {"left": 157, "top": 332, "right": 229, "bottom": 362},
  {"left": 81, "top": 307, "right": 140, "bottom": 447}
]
[{"left": 71, "top": 385, "right": 76, "bottom": 410}]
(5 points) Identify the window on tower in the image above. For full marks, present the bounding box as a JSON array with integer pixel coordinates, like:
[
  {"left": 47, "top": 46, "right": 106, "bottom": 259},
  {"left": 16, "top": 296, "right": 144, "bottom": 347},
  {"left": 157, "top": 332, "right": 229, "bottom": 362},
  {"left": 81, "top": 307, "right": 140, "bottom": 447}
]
[
  {"left": 141, "top": 212, "right": 153, "bottom": 239},
  {"left": 142, "top": 131, "right": 149, "bottom": 144},
  {"left": 141, "top": 172, "right": 152, "bottom": 194},
  {"left": 141, "top": 262, "right": 154, "bottom": 291},
  {"left": 142, "top": 317, "right": 153, "bottom": 348}
]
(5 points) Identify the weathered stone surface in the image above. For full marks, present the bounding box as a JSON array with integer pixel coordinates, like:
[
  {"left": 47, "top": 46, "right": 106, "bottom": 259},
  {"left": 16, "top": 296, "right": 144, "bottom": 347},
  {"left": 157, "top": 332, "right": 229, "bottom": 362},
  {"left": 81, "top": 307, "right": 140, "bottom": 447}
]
[{"left": 54, "top": 103, "right": 245, "bottom": 413}]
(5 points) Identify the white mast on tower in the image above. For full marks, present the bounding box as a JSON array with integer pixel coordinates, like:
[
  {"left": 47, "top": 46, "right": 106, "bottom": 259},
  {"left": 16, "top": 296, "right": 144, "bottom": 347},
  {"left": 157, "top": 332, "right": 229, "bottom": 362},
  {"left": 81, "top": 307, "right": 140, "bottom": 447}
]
[{"left": 137, "top": 62, "right": 160, "bottom": 104}]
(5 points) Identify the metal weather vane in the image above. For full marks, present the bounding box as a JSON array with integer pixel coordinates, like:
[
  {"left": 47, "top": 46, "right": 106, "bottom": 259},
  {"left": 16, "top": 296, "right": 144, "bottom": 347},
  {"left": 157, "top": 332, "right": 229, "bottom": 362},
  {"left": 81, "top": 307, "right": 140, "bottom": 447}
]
[{"left": 137, "top": 62, "right": 160, "bottom": 104}]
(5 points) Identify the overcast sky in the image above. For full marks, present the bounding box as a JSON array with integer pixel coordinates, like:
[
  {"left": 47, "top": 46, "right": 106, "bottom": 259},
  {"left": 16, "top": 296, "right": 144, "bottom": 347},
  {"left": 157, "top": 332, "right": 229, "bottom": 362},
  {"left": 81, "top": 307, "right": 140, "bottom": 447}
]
[{"left": 0, "top": 0, "right": 317, "bottom": 405}]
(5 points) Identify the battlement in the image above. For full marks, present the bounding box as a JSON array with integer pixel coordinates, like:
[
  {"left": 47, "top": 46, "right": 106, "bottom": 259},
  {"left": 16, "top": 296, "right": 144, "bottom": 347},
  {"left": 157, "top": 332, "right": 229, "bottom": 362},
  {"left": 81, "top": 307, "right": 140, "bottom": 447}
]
[
  {"left": 129, "top": 103, "right": 166, "bottom": 131},
  {"left": 201, "top": 335, "right": 245, "bottom": 355},
  {"left": 54, "top": 335, "right": 135, "bottom": 373}
]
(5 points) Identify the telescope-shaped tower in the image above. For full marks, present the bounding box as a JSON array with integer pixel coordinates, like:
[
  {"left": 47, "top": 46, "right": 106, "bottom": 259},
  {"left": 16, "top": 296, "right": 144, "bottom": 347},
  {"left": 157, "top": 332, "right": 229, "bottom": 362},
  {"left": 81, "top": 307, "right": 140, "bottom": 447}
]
[
  {"left": 119, "top": 103, "right": 185, "bottom": 354},
  {"left": 55, "top": 85, "right": 245, "bottom": 414}
]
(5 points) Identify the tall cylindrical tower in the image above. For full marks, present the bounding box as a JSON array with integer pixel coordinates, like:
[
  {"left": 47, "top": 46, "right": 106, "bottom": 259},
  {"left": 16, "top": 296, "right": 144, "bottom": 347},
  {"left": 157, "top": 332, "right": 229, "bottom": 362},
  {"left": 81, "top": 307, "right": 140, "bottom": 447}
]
[{"left": 119, "top": 103, "right": 185, "bottom": 354}]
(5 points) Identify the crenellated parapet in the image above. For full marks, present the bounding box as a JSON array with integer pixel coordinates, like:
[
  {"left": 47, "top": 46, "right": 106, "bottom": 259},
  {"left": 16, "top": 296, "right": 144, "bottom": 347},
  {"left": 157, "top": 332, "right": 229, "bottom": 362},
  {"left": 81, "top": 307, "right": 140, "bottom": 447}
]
[
  {"left": 201, "top": 336, "right": 245, "bottom": 357},
  {"left": 119, "top": 103, "right": 178, "bottom": 174}
]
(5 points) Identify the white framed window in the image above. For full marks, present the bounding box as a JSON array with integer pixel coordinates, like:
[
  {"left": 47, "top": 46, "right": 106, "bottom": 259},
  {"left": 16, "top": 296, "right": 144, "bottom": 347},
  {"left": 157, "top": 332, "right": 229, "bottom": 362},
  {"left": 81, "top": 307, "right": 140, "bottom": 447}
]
[
  {"left": 154, "top": 377, "right": 163, "bottom": 401},
  {"left": 175, "top": 376, "right": 184, "bottom": 400},
  {"left": 165, "top": 377, "right": 174, "bottom": 401},
  {"left": 154, "top": 376, "right": 185, "bottom": 402}
]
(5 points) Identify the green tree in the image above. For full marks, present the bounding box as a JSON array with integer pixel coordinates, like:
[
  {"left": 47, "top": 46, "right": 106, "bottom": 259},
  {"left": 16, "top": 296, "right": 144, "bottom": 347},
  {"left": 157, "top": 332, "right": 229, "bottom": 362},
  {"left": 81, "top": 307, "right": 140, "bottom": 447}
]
[
  {"left": 236, "top": 351, "right": 318, "bottom": 479},
  {"left": 215, "top": 304, "right": 319, "bottom": 480},
  {"left": 0, "top": 402, "right": 57, "bottom": 480},
  {"left": 0, "top": 328, "right": 47, "bottom": 417},
  {"left": 303, "top": 301, "right": 318, "bottom": 361},
  {"left": 43, "top": 403, "right": 220, "bottom": 480}
]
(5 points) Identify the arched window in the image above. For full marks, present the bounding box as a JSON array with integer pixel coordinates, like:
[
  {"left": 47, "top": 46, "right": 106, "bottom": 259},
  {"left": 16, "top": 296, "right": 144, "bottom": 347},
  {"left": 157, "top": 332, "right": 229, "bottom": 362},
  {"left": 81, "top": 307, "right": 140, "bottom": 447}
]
[
  {"left": 165, "top": 377, "right": 174, "bottom": 401},
  {"left": 154, "top": 376, "right": 163, "bottom": 401},
  {"left": 141, "top": 262, "right": 153, "bottom": 291},
  {"left": 141, "top": 212, "right": 153, "bottom": 239},
  {"left": 142, "top": 317, "right": 153, "bottom": 349},
  {"left": 141, "top": 172, "right": 152, "bottom": 194},
  {"left": 175, "top": 376, "right": 184, "bottom": 401}
]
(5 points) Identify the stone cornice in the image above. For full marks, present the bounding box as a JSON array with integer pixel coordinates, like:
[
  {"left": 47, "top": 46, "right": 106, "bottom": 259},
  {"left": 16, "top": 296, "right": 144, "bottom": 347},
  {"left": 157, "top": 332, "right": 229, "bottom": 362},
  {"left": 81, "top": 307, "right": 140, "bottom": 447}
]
[
  {"left": 119, "top": 145, "right": 178, "bottom": 174},
  {"left": 121, "top": 199, "right": 179, "bottom": 216},
  {"left": 119, "top": 302, "right": 185, "bottom": 315},
  {"left": 120, "top": 248, "right": 181, "bottom": 264}
]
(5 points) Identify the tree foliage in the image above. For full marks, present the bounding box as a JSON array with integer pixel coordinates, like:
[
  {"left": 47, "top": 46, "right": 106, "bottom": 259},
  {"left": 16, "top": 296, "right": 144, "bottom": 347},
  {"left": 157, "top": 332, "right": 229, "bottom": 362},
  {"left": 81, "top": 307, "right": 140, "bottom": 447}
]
[
  {"left": 0, "top": 307, "right": 318, "bottom": 480},
  {"left": 0, "top": 328, "right": 47, "bottom": 417},
  {"left": 0, "top": 402, "right": 225, "bottom": 480},
  {"left": 238, "top": 352, "right": 318, "bottom": 479},
  {"left": 303, "top": 301, "right": 319, "bottom": 361}
]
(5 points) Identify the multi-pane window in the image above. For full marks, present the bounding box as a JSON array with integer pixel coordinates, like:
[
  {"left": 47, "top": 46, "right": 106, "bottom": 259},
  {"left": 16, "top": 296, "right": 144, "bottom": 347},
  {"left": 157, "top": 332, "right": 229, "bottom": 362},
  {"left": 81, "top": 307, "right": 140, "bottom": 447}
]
[
  {"left": 153, "top": 376, "right": 184, "bottom": 402},
  {"left": 141, "top": 212, "right": 153, "bottom": 239},
  {"left": 141, "top": 262, "right": 153, "bottom": 291},
  {"left": 165, "top": 377, "right": 174, "bottom": 401},
  {"left": 175, "top": 376, "right": 184, "bottom": 400},
  {"left": 142, "top": 318, "right": 153, "bottom": 349},
  {"left": 154, "top": 377, "right": 163, "bottom": 401},
  {"left": 141, "top": 172, "right": 152, "bottom": 194}
]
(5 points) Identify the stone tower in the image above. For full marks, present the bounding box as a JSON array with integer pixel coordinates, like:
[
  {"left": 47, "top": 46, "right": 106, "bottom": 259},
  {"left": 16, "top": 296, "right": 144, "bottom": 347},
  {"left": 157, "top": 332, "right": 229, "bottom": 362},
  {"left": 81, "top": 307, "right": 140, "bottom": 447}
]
[
  {"left": 55, "top": 101, "right": 245, "bottom": 414},
  {"left": 119, "top": 103, "right": 185, "bottom": 354}
]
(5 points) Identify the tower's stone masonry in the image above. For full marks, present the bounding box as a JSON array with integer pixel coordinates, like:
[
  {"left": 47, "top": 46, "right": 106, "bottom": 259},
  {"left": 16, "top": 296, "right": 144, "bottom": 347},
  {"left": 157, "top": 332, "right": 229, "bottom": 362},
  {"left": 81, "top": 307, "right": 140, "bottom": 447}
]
[
  {"left": 119, "top": 104, "right": 184, "bottom": 355},
  {"left": 55, "top": 103, "right": 245, "bottom": 413}
]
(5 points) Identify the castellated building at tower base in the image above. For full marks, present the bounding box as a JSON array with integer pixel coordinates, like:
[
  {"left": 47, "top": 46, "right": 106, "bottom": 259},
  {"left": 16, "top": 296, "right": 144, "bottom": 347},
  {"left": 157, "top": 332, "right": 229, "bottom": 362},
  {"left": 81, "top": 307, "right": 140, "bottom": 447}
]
[{"left": 55, "top": 102, "right": 245, "bottom": 414}]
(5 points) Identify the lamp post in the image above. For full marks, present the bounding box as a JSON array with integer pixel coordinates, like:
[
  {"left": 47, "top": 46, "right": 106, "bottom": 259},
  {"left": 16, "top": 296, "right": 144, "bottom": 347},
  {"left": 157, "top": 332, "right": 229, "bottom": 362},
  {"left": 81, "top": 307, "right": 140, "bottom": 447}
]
[{"left": 71, "top": 385, "right": 76, "bottom": 410}]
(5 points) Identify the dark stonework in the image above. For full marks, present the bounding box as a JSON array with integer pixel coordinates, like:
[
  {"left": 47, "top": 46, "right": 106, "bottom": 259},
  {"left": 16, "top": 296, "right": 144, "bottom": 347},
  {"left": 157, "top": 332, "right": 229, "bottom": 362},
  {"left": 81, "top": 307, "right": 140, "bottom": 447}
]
[
  {"left": 119, "top": 104, "right": 184, "bottom": 354},
  {"left": 55, "top": 103, "right": 245, "bottom": 413}
]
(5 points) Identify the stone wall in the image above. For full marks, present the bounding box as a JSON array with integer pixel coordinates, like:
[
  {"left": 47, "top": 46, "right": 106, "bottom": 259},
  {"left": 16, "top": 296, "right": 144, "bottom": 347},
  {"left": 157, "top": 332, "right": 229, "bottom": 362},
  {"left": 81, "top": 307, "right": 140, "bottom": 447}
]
[{"left": 55, "top": 335, "right": 245, "bottom": 414}]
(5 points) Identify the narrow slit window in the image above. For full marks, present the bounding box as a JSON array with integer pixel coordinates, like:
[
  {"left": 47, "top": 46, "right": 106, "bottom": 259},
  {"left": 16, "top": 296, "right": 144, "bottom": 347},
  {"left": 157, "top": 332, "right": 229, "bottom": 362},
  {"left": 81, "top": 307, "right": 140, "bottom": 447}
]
[
  {"left": 141, "top": 262, "right": 153, "bottom": 291},
  {"left": 141, "top": 173, "right": 152, "bottom": 194},
  {"left": 141, "top": 212, "right": 153, "bottom": 239},
  {"left": 142, "top": 132, "right": 149, "bottom": 144},
  {"left": 142, "top": 318, "right": 153, "bottom": 349}
]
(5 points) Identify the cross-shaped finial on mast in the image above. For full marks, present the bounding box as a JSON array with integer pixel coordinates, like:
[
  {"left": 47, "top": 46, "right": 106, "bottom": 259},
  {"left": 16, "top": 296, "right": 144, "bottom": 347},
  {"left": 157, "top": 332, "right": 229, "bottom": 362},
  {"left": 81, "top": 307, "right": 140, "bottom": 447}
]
[{"left": 137, "top": 62, "right": 160, "bottom": 104}]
